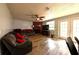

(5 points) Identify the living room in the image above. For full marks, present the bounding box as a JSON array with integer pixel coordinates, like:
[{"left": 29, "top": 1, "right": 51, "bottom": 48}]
[{"left": 0, "top": 3, "right": 79, "bottom": 55}]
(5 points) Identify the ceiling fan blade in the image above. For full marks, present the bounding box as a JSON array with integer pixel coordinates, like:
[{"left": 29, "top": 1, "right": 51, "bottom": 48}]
[
  {"left": 34, "top": 14, "right": 39, "bottom": 18},
  {"left": 39, "top": 17, "right": 44, "bottom": 20},
  {"left": 40, "top": 16, "right": 45, "bottom": 18},
  {"left": 40, "top": 18, "right": 43, "bottom": 20}
]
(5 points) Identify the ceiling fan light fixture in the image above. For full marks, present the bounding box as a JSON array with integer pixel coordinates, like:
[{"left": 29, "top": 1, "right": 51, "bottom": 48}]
[{"left": 36, "top": 18, "right": 39, "bottom": 20}]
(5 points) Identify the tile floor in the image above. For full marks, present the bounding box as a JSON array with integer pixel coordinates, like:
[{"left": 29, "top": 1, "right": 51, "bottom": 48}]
[{"left": 28, "top": 34, "right": 71, "bottom": 55}]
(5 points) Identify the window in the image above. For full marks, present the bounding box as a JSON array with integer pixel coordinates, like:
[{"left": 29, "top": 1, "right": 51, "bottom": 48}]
[
  {"left": 60, "top": 21, "right": 67, "bottom": 38},
  {"left": 46, "top": 21, "right": 55, "bottom": 30},
  {"left": 73, "top": 20, "right": 79, "bottom": 39}
]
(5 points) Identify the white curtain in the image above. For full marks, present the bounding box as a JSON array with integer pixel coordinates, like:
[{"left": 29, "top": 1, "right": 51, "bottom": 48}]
[
  {"left": 60, "top": 21, "right": 67, "bottom": 38},
  {"left": 73, "top": 20, "right": 79, "bottom": 39}
]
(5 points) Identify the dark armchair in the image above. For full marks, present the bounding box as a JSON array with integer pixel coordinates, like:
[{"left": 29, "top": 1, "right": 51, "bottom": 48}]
[
  {"left": 65, "top": 37, "right": 78, "bottom": 55},
  {"left": 74, "top": 37, "right": 79, "bottom": 54}
]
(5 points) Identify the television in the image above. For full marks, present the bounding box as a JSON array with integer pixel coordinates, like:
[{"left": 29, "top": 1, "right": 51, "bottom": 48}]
[{"left": 42, "top": 25, "right": 49, "bottom": 30}]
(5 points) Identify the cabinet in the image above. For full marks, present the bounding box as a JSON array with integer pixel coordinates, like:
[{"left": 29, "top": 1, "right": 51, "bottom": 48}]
[{"left": 33, "top": 21, "right": 43, "bottom": 33}]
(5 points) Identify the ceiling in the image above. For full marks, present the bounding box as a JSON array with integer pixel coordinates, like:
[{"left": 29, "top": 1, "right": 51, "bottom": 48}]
[{"left": 7, "top": 3, "right": 79, "bottom": 21}]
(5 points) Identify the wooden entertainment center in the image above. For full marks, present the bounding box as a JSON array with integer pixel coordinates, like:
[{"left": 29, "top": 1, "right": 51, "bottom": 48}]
[
  {"left": 33, "top": 21, "right": 50, "bottom": 36},
  {"left": 33, "top": 21, "right": 43, "bottom": 33}
]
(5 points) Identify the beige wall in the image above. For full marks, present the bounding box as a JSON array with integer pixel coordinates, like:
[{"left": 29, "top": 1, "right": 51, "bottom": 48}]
[
  {"left": 0, "top": 4, "right": 13, "bottom": 38},
  {"left": 13, "top": 19, "right": 33, "bottom": 29}
]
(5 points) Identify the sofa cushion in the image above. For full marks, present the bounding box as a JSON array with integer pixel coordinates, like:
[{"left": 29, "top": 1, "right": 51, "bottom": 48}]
[
  {"left": 4, "top": 34, "right": 16, "bottom": 47},
  {"left": 16, "top": 39, "right": 25, "bottom": 43},
  {"left": 16, "top": 33, "right": 24, "bottom": 39}
]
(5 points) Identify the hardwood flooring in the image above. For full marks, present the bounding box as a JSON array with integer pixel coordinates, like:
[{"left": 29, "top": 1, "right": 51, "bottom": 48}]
[{"left": 28, "top": 34, "right": 71, "bottom": 55}]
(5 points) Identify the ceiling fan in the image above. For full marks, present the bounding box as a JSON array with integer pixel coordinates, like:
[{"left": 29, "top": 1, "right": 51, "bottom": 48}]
[
  {"left": 34, "top": 14, "right": 45, "bottom": 20},
  {"left": 25, "top": 14, "right": 45, "bottom": 20}
]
